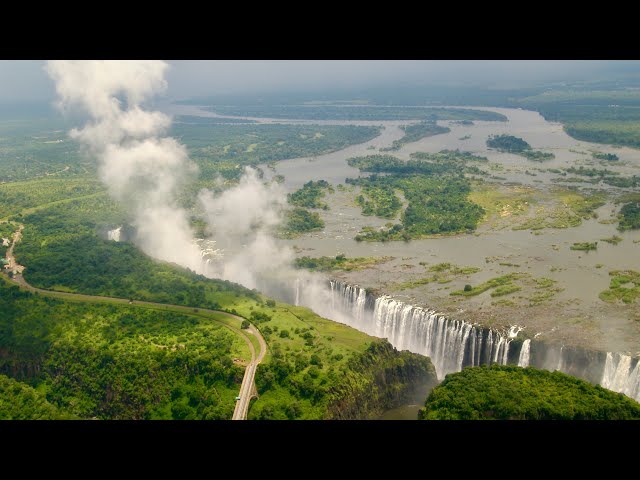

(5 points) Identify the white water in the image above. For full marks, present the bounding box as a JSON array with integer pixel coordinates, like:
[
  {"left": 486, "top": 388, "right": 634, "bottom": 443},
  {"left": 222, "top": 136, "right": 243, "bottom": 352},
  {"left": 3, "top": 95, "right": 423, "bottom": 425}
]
[
  {"left": 107, "top": 227, "right": 121, "bottom": 242},
  {"left": 518, "top": 339, "right": 531, "bottom": 367},
  {"left": 329, "top": 282, "right": 513, "bottom": 380},
  {"left": 601, "top": 352, "right": 640, "bottom": 402},
  {"left": 329, "top": 281, "right": 640, "bottom": 401}
]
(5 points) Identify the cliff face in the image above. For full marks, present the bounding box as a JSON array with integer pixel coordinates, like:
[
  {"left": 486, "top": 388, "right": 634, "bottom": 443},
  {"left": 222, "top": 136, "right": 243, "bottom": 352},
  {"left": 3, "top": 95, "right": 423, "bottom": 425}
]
[{"left": 325, "top": 340, "right": 437, "bottom": 420}]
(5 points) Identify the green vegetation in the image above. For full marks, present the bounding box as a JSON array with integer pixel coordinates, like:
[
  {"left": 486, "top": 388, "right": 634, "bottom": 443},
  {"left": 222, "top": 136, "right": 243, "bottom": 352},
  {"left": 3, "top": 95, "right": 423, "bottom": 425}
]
[
  {"left": 560, "top": 166, "right": 640, "bottom": 189},
  {"left": 348, "top": 150, "right": 487, "bottom": 176},
  {"left": 451, "top": 274, "right": 521, "bottom": 297},
  {"left": 0, "top": 279, "right": 248, "bottom": 419},
  {"left": 570, "top": 242, "right": 598, "bottom": 251},
  {"left": 381, "top": 121, "right": 450, "bottom": 151},
  {"left": 203, "top": 105, "right": 507, "bottom": 122},
  {"left": 14, "top": 197, "right": 259, "bottom": 308},
  {"left": 293, "top": 255, "right": 393, "bottom": 272},
  {"left": 419, "top": 365, "right": 640, "bottom": 420},
  {"left": 0, "top": 177, "right": 104, "bottom": 219},
  {"left": 252, "top": 340, "right": 436, "bottom": 420},
  {"left": 391, "top": 263, "right": 481, "bottom": 291},
  {"left": 520, "top": 150, "right": 555, "bottom": 161},
  {"left": 593, "top": 152, "right": 619, "bottom": 161},
  {"left": 352, "top": 175, "right": 483, "bottom": 241},
  {"left": 171, "top": 123, "right": 380, "bottom": 182},
  {"left": 487, "top": 134, "right": 530, "bottom": 152},
  {"left": 5, "top": 194, "right": 435, "bottom": 420},
  {"left": 449, "top": 273, "right": 561, "bottom": 305},
  {"left": 601, "top": 235, "right": 623, "bottom": 245},
  {"left": 287, "top": 180, "right": 333, "bottom": 210},
  {"left": 618, "top": 202, "right": 640, "bottom": 230},
  {"left": 282, "top": 208, "right": 325, "bottom": 237},
  {"left": 519, "top": 91, "right": 640, "bottom": 148},
  {"left": 0, "top": 117, "right": 86, "bottom": 183},
  {"left": 490, "top": 284, "right": 522, "bottom": 297},
  {"left": 355, "top": 184, "right": 403, "bottom": 219},
  {"left": 0, "top": 222, "right": 16, "bottom": 257},
  {"left": 508, "top": 189, "right": 606, "bottom": 231},
  {"left": 599, "top": 270, "right": 640, "bottom": 304},
  {"left": 486, "top": 134, "right": 554, "bottom": 161},
  {"left": 347, "top": 152, "right": 485, "bottom": 241},
  {"left": 0, "top": 374, "right": 76, "bottom": 419}
]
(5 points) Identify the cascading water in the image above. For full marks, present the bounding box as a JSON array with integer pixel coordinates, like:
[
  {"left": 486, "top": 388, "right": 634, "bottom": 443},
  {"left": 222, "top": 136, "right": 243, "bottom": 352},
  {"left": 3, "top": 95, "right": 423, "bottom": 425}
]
[
  {"left": 107, "top": 227, "right": 122, "bottom": 242},
  {"left": 328, "top": 280, "right": 640, "bottom": 401},
  {"left": 518, "top": 339, "right": 531, "bottom": 367},
  {"left": 601, "top": 352, "right": 640, "bottom": 402},
  {"left": 328, "top": 284, "right": 514, "bottom": 380}
]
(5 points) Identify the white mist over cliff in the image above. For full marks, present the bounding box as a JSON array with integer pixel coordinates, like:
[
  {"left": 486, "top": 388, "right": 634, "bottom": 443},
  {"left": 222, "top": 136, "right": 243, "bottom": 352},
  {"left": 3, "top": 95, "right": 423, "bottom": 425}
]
[{"left": 45, "top": 60, "right": 334, "bottom": 308}]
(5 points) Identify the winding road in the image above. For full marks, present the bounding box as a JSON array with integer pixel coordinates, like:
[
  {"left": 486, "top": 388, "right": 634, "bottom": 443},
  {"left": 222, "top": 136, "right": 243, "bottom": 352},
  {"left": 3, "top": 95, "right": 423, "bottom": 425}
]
[{"left": 2, "top": 221, "right": 267, "bottom": 420}]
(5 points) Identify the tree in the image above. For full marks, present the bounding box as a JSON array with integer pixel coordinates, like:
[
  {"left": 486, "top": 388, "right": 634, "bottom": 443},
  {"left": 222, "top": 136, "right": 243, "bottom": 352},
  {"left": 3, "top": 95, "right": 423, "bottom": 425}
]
[{"left": 241, "top": 320, "right": 250, "bottom": 329}]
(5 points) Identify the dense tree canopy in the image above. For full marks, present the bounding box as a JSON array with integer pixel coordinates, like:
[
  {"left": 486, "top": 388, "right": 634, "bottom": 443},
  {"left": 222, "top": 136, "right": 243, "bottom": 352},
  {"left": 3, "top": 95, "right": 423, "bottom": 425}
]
[{"left": 419, "top": 364, "right": 640, "bottom": 420}]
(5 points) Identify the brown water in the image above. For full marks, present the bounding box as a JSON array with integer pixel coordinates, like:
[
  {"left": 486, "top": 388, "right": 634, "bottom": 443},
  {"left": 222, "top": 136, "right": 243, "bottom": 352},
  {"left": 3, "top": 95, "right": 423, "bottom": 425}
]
[{"left": 167, "top": 102, "right": 640, "bottom": 355}]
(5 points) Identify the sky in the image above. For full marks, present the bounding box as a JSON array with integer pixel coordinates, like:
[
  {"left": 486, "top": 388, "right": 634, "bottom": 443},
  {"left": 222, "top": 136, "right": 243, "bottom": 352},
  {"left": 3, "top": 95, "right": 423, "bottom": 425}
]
[{"left": 1, "top": 60, "right": 639, "bottom": 103}]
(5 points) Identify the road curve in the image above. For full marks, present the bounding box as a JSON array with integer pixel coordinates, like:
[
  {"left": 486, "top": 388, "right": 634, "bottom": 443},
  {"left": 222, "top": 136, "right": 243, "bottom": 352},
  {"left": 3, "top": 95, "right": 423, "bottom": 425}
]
[{"left": 2, "top": 222, "right": 266, "bottom": 420}]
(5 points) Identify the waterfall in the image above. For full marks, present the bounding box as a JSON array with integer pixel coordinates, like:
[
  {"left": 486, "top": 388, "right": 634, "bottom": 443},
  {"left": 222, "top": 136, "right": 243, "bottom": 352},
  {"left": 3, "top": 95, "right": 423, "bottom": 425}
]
[
  {"left": 107, "top": 227, "right": 122, "bottom": 242},
  {"left": 518, "top": 339, "right": 531, "bottom": 367},
  {"left": 601, "top": 352, "right": 640, "bottom": 402},
  {"left": 294, "top": 278, "right": 300, "bottom": 306},
  {"left": 324, "top": 280, "right": 640, "bottom": 401},
  {"left": 328, "top": 288, "right": 514, "bottom": 380}
]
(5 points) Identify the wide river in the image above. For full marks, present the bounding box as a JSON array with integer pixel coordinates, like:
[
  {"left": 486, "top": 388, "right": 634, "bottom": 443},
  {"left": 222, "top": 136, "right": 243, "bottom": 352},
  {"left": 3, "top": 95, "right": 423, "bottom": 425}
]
[{"left": 164, "top": 103, "right": 640, "bottom": 356}]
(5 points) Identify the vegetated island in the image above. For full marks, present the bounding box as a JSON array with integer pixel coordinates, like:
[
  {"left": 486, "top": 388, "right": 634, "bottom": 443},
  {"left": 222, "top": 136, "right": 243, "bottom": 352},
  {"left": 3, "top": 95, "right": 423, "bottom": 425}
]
[
  {"left": 345, "top": 151, "right": 487, "bottom": 242},
  {"left": 419, "top": 364, "right": 640, "bottom": 420},
  {"left": 381, "top": 121, "right": 450, "bottom": 151},
  {"left": 486, "top": 134, "right": 555, "bottom": 161}
]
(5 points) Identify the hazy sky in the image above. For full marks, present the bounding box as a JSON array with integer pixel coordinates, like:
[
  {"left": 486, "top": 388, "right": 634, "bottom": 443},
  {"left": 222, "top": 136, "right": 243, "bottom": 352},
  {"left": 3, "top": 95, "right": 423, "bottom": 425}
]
[{"left": 1, "top": 60, "right": 639, "bottom": 103}]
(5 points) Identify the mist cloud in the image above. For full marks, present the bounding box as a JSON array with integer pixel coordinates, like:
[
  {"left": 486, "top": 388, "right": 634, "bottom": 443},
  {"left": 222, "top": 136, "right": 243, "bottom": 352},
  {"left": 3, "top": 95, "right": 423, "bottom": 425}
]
[
  {"left": 46, "top": 60, "right": 364, "bottom": 325},
  {"left": 47, "top": 60, "right": 203, "bottom": 271}
]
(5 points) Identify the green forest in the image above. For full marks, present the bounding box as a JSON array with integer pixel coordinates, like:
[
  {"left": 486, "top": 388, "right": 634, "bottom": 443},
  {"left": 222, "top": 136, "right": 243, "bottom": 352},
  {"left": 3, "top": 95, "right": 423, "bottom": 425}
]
[
  {"left": 287, "top": 180, "right": 334, "bottom": 210},
  {"left": 346, "top": 152, "right": 485, "bottom": 241},
  {"left": 618, "top": 202, "right": 640, "bottom": 230},
  {"left": 0, "top": 278, "right": 247, "bottom": 419},
  {"left": 486, "top": 134, "right": 555, "bottom": 161},
  {"left": 2, "top": 186, "right": 434, "bottom": 419},
  {"left": 282, "top": 208, "right": 325, "bottom": 237},
  {"left": 172, "top": 123, "right": 380, "bottom": 181},
  {"left": 419, "top": 365, "right": 640, "bottom": 420},
  {"left": 381, "top": 121, "right": 450, "bottom": 151},
  {"left": 0, "top": 374, "right": 76, "bottom": 420}
]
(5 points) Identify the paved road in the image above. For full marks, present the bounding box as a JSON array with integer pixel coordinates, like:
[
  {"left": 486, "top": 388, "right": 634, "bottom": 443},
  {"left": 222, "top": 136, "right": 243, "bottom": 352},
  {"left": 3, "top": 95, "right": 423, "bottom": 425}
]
[
  {"left": 2, "top": 221, "right": 266, "bottom": 420},
  {"left": 232, "top": 323, "right": 267, "bottom": 420}
]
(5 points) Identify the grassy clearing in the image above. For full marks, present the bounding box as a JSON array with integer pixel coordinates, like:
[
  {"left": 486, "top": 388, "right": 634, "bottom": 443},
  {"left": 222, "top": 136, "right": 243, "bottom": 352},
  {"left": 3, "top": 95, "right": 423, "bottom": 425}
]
[
  {"left": 468, "top": 183, "right": 535, "bottom": 226},
  {"left": 508, "top": 188, "right": 606, "bottom": 231}
]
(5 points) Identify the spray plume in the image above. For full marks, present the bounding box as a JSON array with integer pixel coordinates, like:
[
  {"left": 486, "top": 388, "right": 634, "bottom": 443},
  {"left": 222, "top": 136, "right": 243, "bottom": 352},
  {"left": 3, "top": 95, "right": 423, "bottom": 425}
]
[
  {"left": 46, "top": 60, "right": 347, "bottom": 321},
  {"left": 47, "top": 60, "right": 203, "bottom": 271}
]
